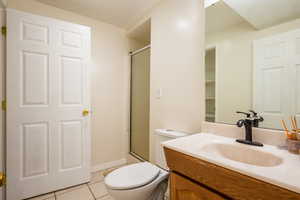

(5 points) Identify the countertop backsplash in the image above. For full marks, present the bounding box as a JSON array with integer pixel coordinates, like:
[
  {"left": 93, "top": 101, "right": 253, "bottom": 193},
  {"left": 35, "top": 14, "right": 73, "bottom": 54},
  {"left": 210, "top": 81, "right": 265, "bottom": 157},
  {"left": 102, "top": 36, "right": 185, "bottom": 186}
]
[{"left": 202, "top": 122, "right": 287, "bottom": 147}]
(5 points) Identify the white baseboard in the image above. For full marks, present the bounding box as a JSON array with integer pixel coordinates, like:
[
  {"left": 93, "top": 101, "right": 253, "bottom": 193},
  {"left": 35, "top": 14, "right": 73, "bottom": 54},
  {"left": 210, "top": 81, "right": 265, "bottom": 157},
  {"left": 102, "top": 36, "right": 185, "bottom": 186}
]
[{"left": 91, "top": 158, "right": 127, "bottom": 173}]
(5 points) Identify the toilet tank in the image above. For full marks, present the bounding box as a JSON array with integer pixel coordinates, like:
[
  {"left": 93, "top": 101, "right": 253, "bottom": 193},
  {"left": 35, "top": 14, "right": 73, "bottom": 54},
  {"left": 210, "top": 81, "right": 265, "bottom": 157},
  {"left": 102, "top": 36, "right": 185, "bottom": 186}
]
[{"left": 154, "top": 129, "right": 188, "bottom": 169}]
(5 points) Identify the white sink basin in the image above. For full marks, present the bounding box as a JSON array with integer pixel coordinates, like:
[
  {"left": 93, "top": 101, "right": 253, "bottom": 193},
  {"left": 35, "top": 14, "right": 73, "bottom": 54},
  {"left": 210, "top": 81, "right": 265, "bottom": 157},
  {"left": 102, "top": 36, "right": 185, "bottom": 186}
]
[
  {"left": 162, "top": 133, "right": 300, "bottom": 194},
  {"left": 200, "top": 143, "right": 283, "bottom": 167}
]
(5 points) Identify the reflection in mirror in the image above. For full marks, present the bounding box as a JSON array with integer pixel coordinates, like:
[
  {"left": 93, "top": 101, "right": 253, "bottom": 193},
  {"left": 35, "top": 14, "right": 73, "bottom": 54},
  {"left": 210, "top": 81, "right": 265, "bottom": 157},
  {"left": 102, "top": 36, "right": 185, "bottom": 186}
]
[
  {"left": 205, "top": 0, "right": 300, "bottom": 130},
  {"left": 205, "top": 48, "right": 216, "bottom": 122}
]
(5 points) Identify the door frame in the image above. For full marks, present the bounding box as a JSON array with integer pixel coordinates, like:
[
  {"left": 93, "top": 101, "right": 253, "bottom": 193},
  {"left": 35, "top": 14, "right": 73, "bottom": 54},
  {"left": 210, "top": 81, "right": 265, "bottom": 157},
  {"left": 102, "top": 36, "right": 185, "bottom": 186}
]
[{"left": 0, "top": 7, "right": 6, "bottom": 200}]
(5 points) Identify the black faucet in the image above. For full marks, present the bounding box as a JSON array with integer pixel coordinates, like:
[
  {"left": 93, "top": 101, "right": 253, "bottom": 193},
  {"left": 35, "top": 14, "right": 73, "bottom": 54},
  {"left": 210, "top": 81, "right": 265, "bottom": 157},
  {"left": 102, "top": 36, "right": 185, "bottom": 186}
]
[
  {"left": 249, "top": 110, "right": 264, "bottom": 128},
  {"left": 236, "top": 111, "right": 264, "bottom": 147}
]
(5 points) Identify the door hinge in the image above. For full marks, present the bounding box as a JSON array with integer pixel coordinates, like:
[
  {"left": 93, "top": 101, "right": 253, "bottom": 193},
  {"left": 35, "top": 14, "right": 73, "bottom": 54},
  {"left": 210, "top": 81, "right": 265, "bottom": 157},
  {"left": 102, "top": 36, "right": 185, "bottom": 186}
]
[
  {"left": 1, "top": 100, "right": 6, "bottom": 111},
  {"left": 0, "top": 172, "right": 6, "bottom": 187},
  {"left": 1, "top": 26, "right": 6, "bottom": 36}
]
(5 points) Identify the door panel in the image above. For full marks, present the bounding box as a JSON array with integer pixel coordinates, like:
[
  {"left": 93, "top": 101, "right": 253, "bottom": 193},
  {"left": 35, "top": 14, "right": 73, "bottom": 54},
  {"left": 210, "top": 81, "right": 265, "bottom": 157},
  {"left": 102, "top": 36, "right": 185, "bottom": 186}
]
[
  {"left": 21, "top": 21, "right": 49, "bottom": 44},
  {"left": 7, "top": 9, "right": 91, "bottom": 200},
  {"left": 22, "top": 122, "right": 49, "bottom": 178},
  {"left": 60, "top": 56, "right": 83, "bottom": 105},
  {"left": 60, "top": 30, "right": 82, "bottom": 49},
  {"left": 22, "top": 51, "right": 49, "bottom": 106},
  {"left": 60, "top": 120, "right": 83, "bottom": 170},
  {"left": 262, "top": 67, "right": 282, "bottom": 112}
]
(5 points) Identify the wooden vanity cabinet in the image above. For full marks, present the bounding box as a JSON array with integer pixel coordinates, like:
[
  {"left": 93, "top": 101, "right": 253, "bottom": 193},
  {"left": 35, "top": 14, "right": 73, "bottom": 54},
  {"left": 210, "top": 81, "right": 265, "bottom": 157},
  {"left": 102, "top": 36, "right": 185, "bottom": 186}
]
[
  {"left": 170, "top": 172, "right": 227, "bottom": 200},
  {"left": 164, "top": 147, "right": 300, "bottom": 200}
]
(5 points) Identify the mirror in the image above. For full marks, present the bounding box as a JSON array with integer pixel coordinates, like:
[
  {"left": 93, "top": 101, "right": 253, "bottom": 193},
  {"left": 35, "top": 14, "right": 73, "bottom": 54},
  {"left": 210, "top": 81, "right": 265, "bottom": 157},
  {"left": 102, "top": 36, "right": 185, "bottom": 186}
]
[{"left": 205, "top": 0, "right": 300, "bottom": 130}]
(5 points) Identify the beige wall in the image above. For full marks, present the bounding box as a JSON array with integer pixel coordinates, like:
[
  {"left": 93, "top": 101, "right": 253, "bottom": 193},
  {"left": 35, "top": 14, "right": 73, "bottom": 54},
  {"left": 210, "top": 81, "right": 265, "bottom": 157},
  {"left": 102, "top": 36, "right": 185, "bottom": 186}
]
[
  {"left": 207, "top": 18, "right": 300, "bottom": 124},
  {"left": 6, "top": 0, "right": 206, "bottom": 167},
  {"left": 7, "top": 0, "right": 130, "bottom": 167},
  {"left": 150, "top": 0, "right": 205, "bottom": 161}
]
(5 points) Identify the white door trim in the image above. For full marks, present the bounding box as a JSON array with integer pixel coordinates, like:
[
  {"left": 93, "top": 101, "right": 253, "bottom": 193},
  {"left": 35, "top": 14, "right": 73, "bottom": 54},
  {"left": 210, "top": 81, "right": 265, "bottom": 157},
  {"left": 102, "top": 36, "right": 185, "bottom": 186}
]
[{"left": 0, "top": 8, "right": 6, "bottom": 200}]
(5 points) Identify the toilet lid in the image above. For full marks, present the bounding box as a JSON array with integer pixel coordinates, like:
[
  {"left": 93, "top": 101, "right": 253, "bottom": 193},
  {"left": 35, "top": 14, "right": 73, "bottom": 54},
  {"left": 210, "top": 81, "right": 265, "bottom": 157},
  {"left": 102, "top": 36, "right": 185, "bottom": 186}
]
[{"left": 104, "top": 162, "right": 160, "bottom": 190}]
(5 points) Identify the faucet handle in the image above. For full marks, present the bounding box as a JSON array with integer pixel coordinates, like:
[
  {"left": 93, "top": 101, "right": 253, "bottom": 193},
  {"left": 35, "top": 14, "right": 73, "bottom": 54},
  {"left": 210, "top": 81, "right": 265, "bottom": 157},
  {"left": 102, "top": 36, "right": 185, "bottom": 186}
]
[
  {"left": 236, "top": 111, "right": 251, "bottom": 118},
  {"left": 249, "top": 110, "right": 258, "bottom": 117},
  {"left": 236, "top": 119, "right": 244, "bottom": 127},
  {"left": 257, "top": 116, "right": 264, "bottom": 122},
  {"left": 249, "top": 110, "right": 264, "bottom": 122}
]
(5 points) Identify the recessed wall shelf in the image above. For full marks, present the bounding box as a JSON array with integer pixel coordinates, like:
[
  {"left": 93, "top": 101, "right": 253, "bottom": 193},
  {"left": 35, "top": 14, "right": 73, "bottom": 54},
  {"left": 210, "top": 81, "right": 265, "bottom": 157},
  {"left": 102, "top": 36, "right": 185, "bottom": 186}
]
[
  {"left": 205, "top": 48, "right": 216, "bottom": 122},
  {"left": 205, "top": 80, "right": 215, "bottom": 84},
  {"left": 206, "top": 113, "right": 215, "bottom": 118}
]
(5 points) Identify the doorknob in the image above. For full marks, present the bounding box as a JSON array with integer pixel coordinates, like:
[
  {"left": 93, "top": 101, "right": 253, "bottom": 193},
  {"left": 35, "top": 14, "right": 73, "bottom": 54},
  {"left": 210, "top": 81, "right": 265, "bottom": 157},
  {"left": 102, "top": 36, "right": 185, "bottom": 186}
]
[
  {"left": 82, "top": 109, "right": 90, "bottom": 116},
  {"left": 0, "top": 172, "right": 6, "bottom": 187}
]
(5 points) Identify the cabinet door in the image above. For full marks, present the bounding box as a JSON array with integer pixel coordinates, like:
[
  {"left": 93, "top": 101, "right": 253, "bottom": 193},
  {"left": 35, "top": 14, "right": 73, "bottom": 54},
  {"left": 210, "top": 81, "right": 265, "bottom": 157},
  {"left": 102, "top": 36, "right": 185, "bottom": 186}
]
[{"left": 170, "top": 172, "right": 227, "bottom": 200}]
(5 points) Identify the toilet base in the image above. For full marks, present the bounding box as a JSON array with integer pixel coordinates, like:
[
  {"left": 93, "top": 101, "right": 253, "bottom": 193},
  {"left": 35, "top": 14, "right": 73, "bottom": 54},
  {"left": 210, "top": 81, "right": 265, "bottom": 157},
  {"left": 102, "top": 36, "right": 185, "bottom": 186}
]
[
  {"left": 106, "top": 167, "right": 169, "bottom": 200},
  {"left": 147, "top": 179, "right": 168, "bottom": 200}
]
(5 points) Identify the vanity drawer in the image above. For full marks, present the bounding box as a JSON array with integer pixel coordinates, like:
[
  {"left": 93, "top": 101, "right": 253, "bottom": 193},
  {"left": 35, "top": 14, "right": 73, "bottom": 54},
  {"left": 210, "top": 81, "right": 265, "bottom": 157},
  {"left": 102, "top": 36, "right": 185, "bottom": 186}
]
[
  {"left": 170, "top": 172, "right": 227, "bottom": 200},
  {"left": 165, "top": 147, "right": 300, "bottom": 200}
]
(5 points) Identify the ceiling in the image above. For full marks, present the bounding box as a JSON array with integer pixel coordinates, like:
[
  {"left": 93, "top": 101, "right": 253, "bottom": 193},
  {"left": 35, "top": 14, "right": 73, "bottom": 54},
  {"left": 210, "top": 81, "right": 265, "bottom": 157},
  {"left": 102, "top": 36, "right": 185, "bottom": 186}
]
[
  {"left": 37, "top": 0, "right": 161, "bottom": 29},
  {"left": 37, "top": 0, "right": 300, "bottom": 34},
  {"left": 206, "top": 0, "right": 300, "bottom": 34},
  {"left": 205, "top": 0, "right": 220, "bottom": 8},
  {"left": 224, "top": 0, "right": 300, "bottom": 29},
  {"left": 205, "top": 1, "right": 246, "bottom": 34}
]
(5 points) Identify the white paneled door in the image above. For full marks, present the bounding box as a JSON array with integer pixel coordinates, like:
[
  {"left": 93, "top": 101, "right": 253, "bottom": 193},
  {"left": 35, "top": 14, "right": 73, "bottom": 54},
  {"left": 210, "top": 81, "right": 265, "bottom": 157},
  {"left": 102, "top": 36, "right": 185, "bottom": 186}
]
[
  {"left": 7, "top": 9, "right": 91, "bottom": 200},
  {"left": 254, "top": 29, "right": 300, "bottom": 129},
  {"left": 253, "top": 33, "right": 290, "bottom": 129},
  {"left": 290, "top": 29, "right": 300, "bottom": 125}
]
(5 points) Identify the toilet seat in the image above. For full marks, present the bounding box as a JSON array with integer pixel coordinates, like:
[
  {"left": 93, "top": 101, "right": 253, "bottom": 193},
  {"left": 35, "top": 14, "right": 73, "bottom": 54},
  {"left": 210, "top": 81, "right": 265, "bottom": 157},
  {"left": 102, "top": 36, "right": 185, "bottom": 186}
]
[{"left": 105, "top": 162, "right": 160, "bottom": 190}]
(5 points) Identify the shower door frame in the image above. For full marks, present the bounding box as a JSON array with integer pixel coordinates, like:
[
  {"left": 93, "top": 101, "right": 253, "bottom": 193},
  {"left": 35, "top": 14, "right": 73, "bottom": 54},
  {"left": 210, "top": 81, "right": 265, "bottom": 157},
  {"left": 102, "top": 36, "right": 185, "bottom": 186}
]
[{"left": 129, "top": 45, "right": 151, "bottom": 162}]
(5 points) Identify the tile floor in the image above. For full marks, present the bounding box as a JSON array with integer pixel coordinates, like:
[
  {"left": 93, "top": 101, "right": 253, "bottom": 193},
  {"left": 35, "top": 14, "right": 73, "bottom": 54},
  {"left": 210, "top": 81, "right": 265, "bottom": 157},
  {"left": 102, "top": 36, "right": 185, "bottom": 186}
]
[
  {"left": 26, "top": 157, "right": 169, "bottom": 200},
  {"left": 27, "top": 168, "right": 116, "bottom": 200}
]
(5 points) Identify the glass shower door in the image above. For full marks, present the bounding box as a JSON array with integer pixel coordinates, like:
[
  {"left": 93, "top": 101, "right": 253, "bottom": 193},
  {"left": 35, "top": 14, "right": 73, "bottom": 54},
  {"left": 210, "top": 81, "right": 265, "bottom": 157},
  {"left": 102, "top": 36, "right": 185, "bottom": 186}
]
[{"left": 130, "top": 47, "right": 150, "bottom": 160}]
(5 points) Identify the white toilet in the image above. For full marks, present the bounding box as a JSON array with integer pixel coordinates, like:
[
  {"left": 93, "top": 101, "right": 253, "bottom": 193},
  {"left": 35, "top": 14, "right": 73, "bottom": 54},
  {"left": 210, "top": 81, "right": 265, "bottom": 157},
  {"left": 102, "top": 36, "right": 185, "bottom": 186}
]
[{"left": 104, "top": 129, "right": 188, "bottom": 200}]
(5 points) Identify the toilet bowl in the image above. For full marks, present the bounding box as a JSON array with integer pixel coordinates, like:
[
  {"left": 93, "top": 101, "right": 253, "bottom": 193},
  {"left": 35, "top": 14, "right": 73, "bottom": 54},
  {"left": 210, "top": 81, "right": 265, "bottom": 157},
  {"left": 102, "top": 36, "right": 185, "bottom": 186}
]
[
  {"left": 104, "top": 162, "right": 168, "bottom": 200},
  {"left": 104, "top": 129, "right": 188, "bottom": 200}
]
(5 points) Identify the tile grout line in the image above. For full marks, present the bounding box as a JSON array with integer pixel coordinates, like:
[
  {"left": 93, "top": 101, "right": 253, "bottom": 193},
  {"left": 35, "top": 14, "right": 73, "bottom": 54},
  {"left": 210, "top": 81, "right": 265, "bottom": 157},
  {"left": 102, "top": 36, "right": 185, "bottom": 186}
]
[
  {"left": 29, "top": 170, "right": 116, "bottom": 200},
  {"left": 87, "top": 183, "right": 97, "bottom": 200},
  {"left": 88, "top": 181, "right": 110, "bottom": 200}
]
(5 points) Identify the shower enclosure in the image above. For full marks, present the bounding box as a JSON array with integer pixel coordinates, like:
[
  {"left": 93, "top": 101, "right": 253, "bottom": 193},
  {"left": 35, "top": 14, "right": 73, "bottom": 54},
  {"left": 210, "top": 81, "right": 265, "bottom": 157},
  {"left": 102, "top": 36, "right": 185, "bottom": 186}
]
[{"left": 130, "top": 46, "right": 150, "bottom": 161}]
